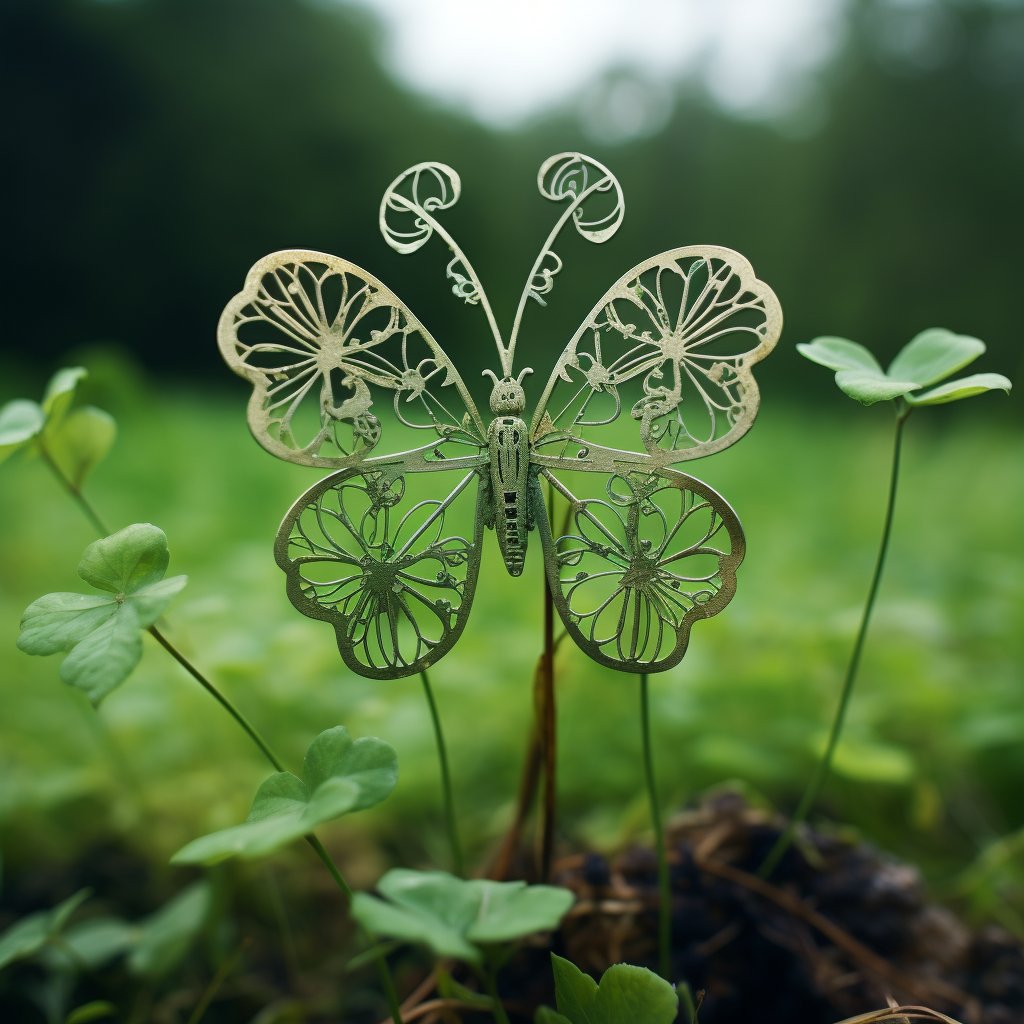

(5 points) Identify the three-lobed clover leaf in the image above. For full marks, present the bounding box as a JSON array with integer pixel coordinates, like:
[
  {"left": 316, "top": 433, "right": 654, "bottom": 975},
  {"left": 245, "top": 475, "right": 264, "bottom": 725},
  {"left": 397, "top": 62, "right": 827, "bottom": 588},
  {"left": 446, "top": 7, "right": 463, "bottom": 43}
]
[
  {"left": 797, "top": 328, "right": 1011, "bottom": 407},
  {"left": 17, "top": 524, "right": 188, "bottom": 704},
  {"left": 537, "top": 954, "right": 679, "bottom": 1024},
  {"left": 351, "top": 869, "right": 575, "bottom": 966},
  {"left": 172, "top": 727, "right": 398, "bottom": 865},
  {"left": 0, "top": 366, "right": 116, "bottom": 481}
]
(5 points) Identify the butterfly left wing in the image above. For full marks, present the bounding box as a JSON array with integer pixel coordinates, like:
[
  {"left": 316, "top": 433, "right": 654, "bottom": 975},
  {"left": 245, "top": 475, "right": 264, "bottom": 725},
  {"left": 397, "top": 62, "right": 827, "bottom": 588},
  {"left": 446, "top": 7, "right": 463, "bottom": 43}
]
[
  {"left": 275, "top": 464, "right": 485, "bottom": 679},
  {"left": 528, "top": 245, "right": 779, "bottom": 672}
]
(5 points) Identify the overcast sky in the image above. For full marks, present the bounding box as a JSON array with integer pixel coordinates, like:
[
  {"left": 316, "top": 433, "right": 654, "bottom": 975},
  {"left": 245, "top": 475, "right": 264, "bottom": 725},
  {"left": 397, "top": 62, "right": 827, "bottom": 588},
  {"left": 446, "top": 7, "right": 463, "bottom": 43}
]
[{"left": 350, "top": 0, "right": 849, "bottom": 137}]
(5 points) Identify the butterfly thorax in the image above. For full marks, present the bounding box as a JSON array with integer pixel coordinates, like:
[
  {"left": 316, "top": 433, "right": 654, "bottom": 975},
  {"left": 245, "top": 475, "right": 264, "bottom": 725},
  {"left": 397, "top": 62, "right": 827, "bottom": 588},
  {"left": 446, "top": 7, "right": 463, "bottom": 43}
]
[{"left": 484, "top": 373, "right": 531, "bottom": 577}]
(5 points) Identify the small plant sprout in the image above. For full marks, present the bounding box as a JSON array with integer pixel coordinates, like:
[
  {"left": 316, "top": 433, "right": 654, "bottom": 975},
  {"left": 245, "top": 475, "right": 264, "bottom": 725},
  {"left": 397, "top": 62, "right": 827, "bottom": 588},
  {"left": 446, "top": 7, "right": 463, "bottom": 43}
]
[
  {"left": 0, "top": 366, "right": 116, "bottom": 534},
  {"left": 351, "top": 869, "right": 575, "bottom": 1024},
  {"left": 172, "top": 727, "right": 398, "bottom": 868},
  {"left": 536, "top": 953, "right": 680, "bottom": 1024},
  {"left": 17, "top": 524, "right": 187, "bottom": 704},
  {"left": 759, "top": 328, "right": 1012, "bottom": 877}
]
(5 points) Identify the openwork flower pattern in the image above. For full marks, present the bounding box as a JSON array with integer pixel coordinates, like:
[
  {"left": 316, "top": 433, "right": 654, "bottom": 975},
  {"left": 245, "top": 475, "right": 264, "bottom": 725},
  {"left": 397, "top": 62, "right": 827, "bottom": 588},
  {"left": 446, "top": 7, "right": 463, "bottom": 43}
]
[
  {"left": 533, "top": 246, "right": 781, "bottom": 468},
  {"left": 218, "top": 250, "right": 483, "bottom": 469},
  {"left": 276, "top": 468, "right": 483, "bottom": 678},
  {"left": 540, "top": 469, "right": 743, "bottom": 672}
]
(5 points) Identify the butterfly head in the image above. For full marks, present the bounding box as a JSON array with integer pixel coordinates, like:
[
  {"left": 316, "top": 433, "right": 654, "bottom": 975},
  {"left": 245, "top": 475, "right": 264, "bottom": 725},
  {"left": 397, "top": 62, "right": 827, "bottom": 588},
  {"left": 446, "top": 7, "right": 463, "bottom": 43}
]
[{"left": 483, "top": 368, "right": 532, "bottom": 416}]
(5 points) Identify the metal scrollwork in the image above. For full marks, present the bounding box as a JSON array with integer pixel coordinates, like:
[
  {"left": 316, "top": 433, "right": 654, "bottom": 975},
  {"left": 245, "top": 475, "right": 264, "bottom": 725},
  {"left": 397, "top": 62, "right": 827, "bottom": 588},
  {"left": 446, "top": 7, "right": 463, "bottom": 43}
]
[
  {"left": 536, "top": 468, "right": 744, "bottom": 673},
  {"left": 276, "top": 468, "right": 484, "bottom": 679},
  {"left": 531, "top": 246, "right": 782, "bottom": 470},
  {"left": 218, "top": 152, "right": 780, "bottom": 681},
  {"left": 217, "top": 250, "right": 485, "bottom": 469}
]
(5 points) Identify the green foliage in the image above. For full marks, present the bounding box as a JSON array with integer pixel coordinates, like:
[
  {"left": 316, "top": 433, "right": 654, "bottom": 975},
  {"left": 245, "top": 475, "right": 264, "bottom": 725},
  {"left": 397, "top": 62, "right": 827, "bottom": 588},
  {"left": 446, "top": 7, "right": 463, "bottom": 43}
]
[
  {"left": 0, "top": 367, "right": 116, "bottom": 485},
  {"left": 17, "top": 524, "right": 187, "bottom": 704},
  {"left": 172, "top": 727, "right": 398, "bottom": 864},
  {"left": 0, "top": 400, "right": 45, "bottom": 463},
  {"left": 540, "top": 954, "right": 679, "bottom": 1024},
  {"left": 127, "top": 880, "right": 212, "bottom": 978},
  {"left": 0, "top": 888, "right": 91, "bottom": 971},
  {"left": 65, "top": 1002, "right": 116, "bottom": 1024},
  {"left": 41, "top": 917, "right": 136, "bottom": 973},
  {"left": 798, "top": 329, "right": 1011, "bottom": 407},
  {"left": 47, "top": 407, "right": 117, "bottom": 489},
  {"left": 351, "top": 870, "right": 574, "bottom": 965}
]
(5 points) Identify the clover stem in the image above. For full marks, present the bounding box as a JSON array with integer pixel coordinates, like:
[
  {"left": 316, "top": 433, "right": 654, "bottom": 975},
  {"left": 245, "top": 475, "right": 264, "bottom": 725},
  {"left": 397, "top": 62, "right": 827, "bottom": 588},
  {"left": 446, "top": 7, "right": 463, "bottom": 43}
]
[
  {"left": 481, "top": 966, "right": 511, "bottom": 1024},
  {"left": 39, "top": 444, "right": 111, "bottom": 535},
  {"left": 147, "top": 624, "right": 286, "bottom": 773},
  {"left": 640, "top": 672, "right": 672, "bottom": 980},
  {"left": 758, "top": 404, "right": 910, "bottom": 879},
  {"left": 421, "top": 669, "right": 465, "bottom": 877}
]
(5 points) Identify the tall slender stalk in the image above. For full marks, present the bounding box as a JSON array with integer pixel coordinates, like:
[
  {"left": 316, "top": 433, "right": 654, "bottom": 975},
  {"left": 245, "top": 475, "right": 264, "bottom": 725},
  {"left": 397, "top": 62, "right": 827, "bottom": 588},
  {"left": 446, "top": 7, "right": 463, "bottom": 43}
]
[
  {"left": 536, "top": 478, "right": 558, "bottom": 881},
  {"left": 758, "top": 404, "right": 910, "bottom": 879},
  {"left": 420, "top": 669, "right": 465, "bottom": 877},
  {"left": 640, "top": 673, "right": 671, "bottom": 980},
  {"left": 41, "top": 452, "right": 405, "bottom": 1023}
]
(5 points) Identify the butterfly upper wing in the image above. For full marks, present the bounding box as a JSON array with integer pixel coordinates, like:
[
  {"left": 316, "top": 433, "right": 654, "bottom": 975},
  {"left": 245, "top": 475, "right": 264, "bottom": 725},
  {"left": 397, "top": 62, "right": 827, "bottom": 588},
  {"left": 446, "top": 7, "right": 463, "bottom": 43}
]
[
  {"left": 219, "top": 249, "right": 490, "bottom": 680},
  {"left": 528, "top": 245, "right": 778, "bottom": 672},
  {"left": 218, "top": 249, "right": 487, "bottom": 471},
  {"left": 529, "top": 245, "right": 781, "bottom": 472}
]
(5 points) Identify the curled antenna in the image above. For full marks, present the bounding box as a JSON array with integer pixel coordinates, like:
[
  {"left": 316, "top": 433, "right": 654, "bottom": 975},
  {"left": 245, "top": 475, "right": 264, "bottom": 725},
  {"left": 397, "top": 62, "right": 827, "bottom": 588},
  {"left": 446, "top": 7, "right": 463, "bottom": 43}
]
[{"left": 516, "top": 368, "right": 534, "bottom": 385}]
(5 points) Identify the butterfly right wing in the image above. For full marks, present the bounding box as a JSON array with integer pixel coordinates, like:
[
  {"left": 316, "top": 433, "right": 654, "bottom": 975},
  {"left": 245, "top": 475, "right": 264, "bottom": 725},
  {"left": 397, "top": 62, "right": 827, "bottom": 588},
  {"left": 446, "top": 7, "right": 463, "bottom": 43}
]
[{"left": 529, "top": 245, "right": 781, "bottom": 473}]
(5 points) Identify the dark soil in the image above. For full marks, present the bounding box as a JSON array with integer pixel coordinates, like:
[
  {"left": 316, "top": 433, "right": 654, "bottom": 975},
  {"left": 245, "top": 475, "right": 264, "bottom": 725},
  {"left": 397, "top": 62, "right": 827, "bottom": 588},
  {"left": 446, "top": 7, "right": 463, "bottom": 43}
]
[{"left": 2, "top": 793, "right": 1022, "bottom": 1023}]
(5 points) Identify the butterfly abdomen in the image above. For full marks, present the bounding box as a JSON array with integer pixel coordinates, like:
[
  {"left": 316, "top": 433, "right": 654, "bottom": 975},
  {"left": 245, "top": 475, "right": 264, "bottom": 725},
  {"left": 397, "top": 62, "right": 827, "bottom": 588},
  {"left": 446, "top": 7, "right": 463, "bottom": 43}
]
[{"left": 487, "top": 416, "right": 529, "bottom": 576}]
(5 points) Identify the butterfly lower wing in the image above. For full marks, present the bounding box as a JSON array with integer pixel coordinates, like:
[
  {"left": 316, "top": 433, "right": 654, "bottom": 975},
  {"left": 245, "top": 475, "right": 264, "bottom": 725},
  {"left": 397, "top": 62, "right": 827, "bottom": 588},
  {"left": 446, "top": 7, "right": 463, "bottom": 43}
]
[
  {"left": 276, "top": 463, "right": 487, "bottom": 679},
  {"left": 529, "top": 245, "right": 781, "bottom": 473},
  {"left": 218, "top": 249, "right": 486, "bottom": 469},
  {"left": 532, "top": 467, "right": 744, "bottom": 673}
]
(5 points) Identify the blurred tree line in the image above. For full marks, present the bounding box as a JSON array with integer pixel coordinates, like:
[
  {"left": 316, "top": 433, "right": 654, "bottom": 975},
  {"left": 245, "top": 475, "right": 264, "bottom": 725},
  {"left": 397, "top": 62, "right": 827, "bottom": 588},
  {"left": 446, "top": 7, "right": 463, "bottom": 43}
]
[{"left": 1, "top": 0, "right": 1021, "bottom": 408}]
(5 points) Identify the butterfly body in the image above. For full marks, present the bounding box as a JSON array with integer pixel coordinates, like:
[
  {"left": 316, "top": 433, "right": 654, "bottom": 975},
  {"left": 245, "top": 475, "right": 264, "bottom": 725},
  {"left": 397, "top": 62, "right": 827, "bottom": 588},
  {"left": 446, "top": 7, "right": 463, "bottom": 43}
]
[{"left": 219, "top": 154, "right": 781, "bottom": 679}]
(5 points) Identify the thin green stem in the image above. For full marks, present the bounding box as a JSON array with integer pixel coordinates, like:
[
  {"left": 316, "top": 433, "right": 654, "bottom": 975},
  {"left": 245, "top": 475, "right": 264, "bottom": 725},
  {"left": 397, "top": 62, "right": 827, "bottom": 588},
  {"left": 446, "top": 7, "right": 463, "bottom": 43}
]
[
  {"left": 147, "top": 625, "right": 285, "bottom": 772},
  {"left": 41, "top": 439, "right": 404, "bottom": 1021},
  {"left": 758, "top": 406, "right": 909, "bottom": 879},
  {"left": 481, "top": 967, "right": 511, "bottom": 1024},
  {"left": 40, "top": 444, "right": 110, "bottom": 535},
  {"left": 640, "top": 673, "right": 671, "bottom": 980},
  {"left": 420, "top": 669, "right": 465, "bottom": 877},
  {"left": 185, "top": 939, "right": 248, "bottom": 1024}
]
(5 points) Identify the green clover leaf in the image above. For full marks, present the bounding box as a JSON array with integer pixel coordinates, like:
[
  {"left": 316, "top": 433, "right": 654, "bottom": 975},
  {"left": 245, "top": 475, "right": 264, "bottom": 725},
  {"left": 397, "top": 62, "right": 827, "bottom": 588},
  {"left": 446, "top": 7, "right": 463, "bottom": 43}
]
[
  {"left": 0, "top": 366, "right": 116, "bottom": 485},
  {"left": 0, "top": 399, "right": 45, "bottom": 464},
  {"left": 127, "top": 880, "right": 212, "bottom": 978},
  {"left": 17, "top": 524, "right": 187, "bottom": 704},
  {"left": 0, "top": 888, "right": 92, "bottom": 972},
  {"left": 545, "top": 954, "right": 679, "bottom": 1024},
  {"left": 798, "top": 328, "right": 1011, "bottom": 407},
  {"left": 171, "top": 726, "right": 398, "bottom": 865},
  {"left": 351, "top": 869, "right": 575, "bottom": 966}
]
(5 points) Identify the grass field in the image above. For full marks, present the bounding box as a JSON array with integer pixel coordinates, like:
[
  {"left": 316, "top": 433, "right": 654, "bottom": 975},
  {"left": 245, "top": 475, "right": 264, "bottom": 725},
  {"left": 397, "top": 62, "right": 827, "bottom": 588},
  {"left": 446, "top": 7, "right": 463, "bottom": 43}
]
[{"left": 1, "top": 377, "right": 1021, "bottom": 919}]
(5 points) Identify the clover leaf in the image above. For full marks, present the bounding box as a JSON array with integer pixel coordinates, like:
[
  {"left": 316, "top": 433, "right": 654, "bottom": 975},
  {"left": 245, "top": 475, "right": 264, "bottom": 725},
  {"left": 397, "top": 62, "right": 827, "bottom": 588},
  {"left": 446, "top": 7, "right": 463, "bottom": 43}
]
[
  {"left": 539, "top": 954, "right": 679, "bottom": 1024},
  {"left": 351, "top": 869, "right": 575, "bottom": 966},
  {"left": 0, "top": 366, "right": 116, "bottom": 484},
  {"left": 17, "top": 524, "right": 188, "bottom": 704},
  {"left": 171, "top": 727, "right": 398, "bottom": 865},
  {"left": 0, "top": 888, "right": 92, "bottom": 971},
  {"left": 127, "top": 881, "right": 212, "bottom": 978},
  {"left": 797, "top": 328, "right": 1011, "bottom": 407}
]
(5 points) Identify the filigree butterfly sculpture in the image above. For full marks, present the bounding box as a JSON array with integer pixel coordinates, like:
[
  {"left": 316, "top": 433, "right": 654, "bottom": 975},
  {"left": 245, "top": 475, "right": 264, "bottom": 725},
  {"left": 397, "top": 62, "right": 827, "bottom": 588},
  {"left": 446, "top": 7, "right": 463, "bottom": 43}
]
[{"left": 218, "top": 154, "right": 781, "bottom": 679}]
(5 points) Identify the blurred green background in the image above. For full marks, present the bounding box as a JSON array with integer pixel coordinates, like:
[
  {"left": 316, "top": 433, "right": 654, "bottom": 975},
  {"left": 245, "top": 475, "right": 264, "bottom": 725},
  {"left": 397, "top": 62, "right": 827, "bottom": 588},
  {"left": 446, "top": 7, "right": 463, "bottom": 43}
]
[{"left": 1, "top": 0, "right": 1022, "bottom": 929}]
